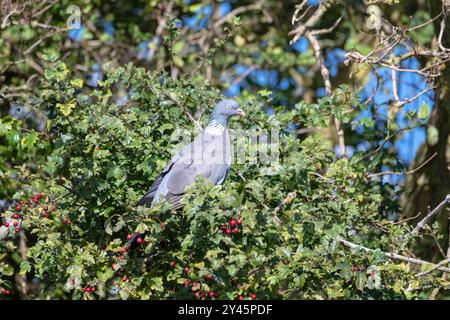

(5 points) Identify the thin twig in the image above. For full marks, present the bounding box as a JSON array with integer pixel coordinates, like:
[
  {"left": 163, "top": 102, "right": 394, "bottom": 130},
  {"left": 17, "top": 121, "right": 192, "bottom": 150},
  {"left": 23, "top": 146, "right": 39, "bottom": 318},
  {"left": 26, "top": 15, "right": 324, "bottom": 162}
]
[
  {"left": 305, "top": 30, "right": 347, "bottom": 159},
  {"left": 337, "top": 236, "right": 450, "bottom": 274},
  {"left": 411, "top": 194, "right": 450, "bottom": 236},
  {"left": 367, "top": 152, "right": 437, "bottom": 178},
  {"left": 272, "top": 191, "right": 297, "bottom": 225},
  {"left": 416, "top": 258, "right": 450, "bottom": 277}
]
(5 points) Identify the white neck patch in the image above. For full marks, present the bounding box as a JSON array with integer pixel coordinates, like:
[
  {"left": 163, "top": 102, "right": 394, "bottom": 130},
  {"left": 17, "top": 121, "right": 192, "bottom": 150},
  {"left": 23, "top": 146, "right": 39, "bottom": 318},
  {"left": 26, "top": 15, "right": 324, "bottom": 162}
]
[{"left": 205, "top": 119, "right": 225, "bottom": 135}]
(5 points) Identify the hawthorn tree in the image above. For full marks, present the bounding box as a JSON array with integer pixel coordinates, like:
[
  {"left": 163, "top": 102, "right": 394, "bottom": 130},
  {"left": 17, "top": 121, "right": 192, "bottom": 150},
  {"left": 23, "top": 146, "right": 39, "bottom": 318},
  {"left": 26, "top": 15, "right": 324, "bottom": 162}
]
[
  {"left": 0, "top": 63, "right": 449, "bottom": 299},
  {"left": 1, "top": 0, "right": 450, "bottom": 300}
]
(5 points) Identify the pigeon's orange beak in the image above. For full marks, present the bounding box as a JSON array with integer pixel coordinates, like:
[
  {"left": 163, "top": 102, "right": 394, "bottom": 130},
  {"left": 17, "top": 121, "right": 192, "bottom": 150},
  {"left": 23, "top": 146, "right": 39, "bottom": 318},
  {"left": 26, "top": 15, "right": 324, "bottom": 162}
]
[{"left": 236, "top": 108, "right": 246, "bottom": 117}]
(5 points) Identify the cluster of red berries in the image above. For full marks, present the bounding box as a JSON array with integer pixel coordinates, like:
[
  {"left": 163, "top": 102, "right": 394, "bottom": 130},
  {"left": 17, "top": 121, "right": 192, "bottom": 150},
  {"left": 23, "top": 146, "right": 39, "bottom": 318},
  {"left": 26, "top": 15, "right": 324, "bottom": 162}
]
[
  {"left": 352, "top": 265, "right": 361, "bottom": 272},
  {"left": 126, "top": 234, "right": 144, "bottom": 245},
  {"left": 1, "top": 289, "right": 11, "bottom": 295},
  {"left": 187, "top": 279, "right": 219, "bottom": 300},
  {"left": 172, "top": 262, "right": 220, "bottom": 300},
  {"left": 109, "top": 234, "right": 146, "bottom": 287},
  {"left": 238, "top": 293, "right": 257, "bottom": 300},
  {"left": 220, "top": 217, "right": 243, "bottom": 235},
  {"left": 82, "top": 286, "right": 96, "bottom": 293},
  {"left": 111, "top": 261, "right": 129, "bottom": 284},
  {"left": 194, "top": 290, "right": 219, "bottom": 299},
  {"left": 1, "top": 194, "right": 60, "bottom": 240}
]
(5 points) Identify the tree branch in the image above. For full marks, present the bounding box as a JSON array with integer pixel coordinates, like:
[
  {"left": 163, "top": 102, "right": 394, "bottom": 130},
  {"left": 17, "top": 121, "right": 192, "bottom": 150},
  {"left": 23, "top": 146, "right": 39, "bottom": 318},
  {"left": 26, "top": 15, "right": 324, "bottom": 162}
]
[
  {"left": 411, "top": 194, "right": 450, "bottom": 236},
  {"left": 337, "top": 236, "right": 450, "bottom": 274}
]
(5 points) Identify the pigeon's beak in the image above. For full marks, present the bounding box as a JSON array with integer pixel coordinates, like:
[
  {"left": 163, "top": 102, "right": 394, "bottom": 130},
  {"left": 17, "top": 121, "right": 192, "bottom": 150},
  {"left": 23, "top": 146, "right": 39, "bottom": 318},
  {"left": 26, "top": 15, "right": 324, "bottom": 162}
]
[{"left": 236, "top": 108, "right": 246, "bottom": 117}]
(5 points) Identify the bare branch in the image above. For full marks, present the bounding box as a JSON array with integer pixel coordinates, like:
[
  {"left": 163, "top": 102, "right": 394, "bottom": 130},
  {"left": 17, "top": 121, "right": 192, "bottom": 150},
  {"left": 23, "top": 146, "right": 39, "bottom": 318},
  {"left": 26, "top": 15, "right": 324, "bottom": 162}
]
[
  {"left": 367, "top": 152, "right": 438, "bottom": 178},
  {"left": 416, "top": 258, "right": 450, "bottom": 277},
  {"left": 213, "top": 1, "right": 263, "bottom": 29},
  {"left": 337, "top": 236, "right": 450, "bottom": 274},
  {"left": 411, "top": 194, "right": 450, "bottom": 236},
  {"left": 305, "top": 31, "right": 347, "bottom": 159}
]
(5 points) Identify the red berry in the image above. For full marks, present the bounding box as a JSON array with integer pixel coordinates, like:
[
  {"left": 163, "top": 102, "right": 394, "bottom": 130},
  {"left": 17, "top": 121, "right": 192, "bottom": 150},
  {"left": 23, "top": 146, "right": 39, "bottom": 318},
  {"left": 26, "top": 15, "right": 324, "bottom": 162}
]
[
  {"left": 229, "top": 219, "right": 236, "bottom": 226},
  {"left": 121, "top": 248, "right": 127, "bottom": 254},
  {"left": 15, "top": 205, "right": 21, "bottom": 211},
  {"left": 42, "top": 213, "right": 49, "bottom": 218},
  {"left": 121, "top": 276, "right": 128, "bottom": 282},
  {"left": 15, "top": 228, "right": 20, "bottom": 233},
  {"left": 52, "top": 206, "right": 57, "bottom": 212},
  {"left": 136, "top": 237, "right": 143, "bottom": 245},
  {"left": 3, "top": 222, "right": 9, "bottom": 228},
  {"left": 82, "top": 288, "right": 87, "bottom": 292},
  {"left": 13, "top": 214, "right": 20, "bottom": 219},
  {"left": 37, "top": 193, "right": 43, "bottom": 199},
  {"left": 32, "top": 198, "right": 39, "bottom": 204},
  {"left": 201, "top": 291, "right": 206, "bottom": 297},
  {"left": 220, "top": 225, "right": 227, "bottom": 230},
  {"left": 19, "top": 200, "right": 25, "bottom": 205},
  {"left": 127, "top": 234, "right": 132, "bottom": 240},
  {"left": 238, "top": 295, "right": 244, "bottom": 300},
  {"left": 232, "top": 227, "right": 239, "bottom": 233},
  {"left": 119, "top": 255, "right": 125, "bottom": 260},
  {"left": 237, "top": 218, "right": 242, "bottom": 225},
  {"left": 43, "top": 206, "right": 48, "bottom": 211},
  {"left": 170, "top": 261, "right": 175, "bottom": 268},
  {"left": 204, "top": 274, "right": 213, "bottom": 281},
  {"left": 183, "top": 267, "right": 189, "bottom": 274},
  {"left": 183, "top": 280, "right": 190, "bottom": 287},
  {"left": 70, "top": 279, "right": 75, "bottom": 285},
  {"left": 13, "top": 221, "right": 18, "bottom": 227},
  {"left": 250, "top": 293, "right": 256, "bottom": 300},
  {"left": 225, "top": 229, "right": 231, "bottom": 234},
  {"left": 91, "top": 287, "right": 96, "bottom": 292},
  {"left": 194, "top": 292, "right": 200, "bottom": 298},
  {"left": 112, "top": 263, "right": 117, "bottom": 270},
  {"left": 208, "top": 291, "right": 215, "bottom": 297}
]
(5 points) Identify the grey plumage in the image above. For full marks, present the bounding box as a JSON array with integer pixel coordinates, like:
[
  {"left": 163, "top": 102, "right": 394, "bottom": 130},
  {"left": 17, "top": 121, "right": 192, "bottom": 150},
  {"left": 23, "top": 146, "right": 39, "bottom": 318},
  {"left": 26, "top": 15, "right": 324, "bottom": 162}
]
[{"left": 138, "top": 99, "right": 244, "bottom": 209}]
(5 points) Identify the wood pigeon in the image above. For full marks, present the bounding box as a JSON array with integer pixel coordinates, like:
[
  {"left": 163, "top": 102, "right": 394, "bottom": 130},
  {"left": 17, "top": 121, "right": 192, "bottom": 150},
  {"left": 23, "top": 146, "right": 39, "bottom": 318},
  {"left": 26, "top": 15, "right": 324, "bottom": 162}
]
[{"left": 126, "top": 99, "right": 245, "bottom": 247}]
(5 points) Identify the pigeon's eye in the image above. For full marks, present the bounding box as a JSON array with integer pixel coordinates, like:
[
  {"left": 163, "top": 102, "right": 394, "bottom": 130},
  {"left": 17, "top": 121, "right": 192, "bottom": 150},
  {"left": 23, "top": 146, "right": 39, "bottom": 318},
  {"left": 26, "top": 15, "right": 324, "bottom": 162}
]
[{"left": 226, "top": 104, "right": 231, "bottom": 109}]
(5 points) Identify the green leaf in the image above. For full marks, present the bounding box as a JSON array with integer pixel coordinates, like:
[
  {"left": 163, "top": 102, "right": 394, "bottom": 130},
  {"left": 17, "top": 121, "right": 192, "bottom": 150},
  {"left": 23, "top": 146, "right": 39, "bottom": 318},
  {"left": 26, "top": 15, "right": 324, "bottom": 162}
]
[
  {"left": 418, "top": 101, "right": 430, "bottom": 120},
  {"left": 135, "top": 222, "right": 148, "bottom": 234},
  {"left": 57, "top": 102, "right": 75, "bottom": 116},
  {"left": 70, "top": 79, "right": 84, "bottom": 88},
  {"left": 19, "top": 261, "right": 31, "bottom": 275}
]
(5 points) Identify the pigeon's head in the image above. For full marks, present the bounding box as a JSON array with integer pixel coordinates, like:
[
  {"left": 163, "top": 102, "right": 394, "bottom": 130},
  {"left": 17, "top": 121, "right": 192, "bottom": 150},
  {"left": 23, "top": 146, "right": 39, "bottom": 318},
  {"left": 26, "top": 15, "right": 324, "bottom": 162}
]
[{"left": 209, "top": 99, "right": 245, "bottom": 127}]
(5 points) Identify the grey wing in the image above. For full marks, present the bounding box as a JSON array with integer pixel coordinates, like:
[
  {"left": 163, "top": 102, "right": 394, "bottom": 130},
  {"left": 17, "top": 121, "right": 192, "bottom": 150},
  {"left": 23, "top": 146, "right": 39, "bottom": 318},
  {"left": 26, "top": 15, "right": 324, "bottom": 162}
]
[
  {"left": 137, "top": 171, "right": 169, "bottom": 206},
  {"left": 144, "top": 132, "right": 231, "bottom": 208},
  {"left": 137, "top": 137, "right": 197, "bottom": 206},
  {"left": 160, "top": 162, "right": 230, "bottom": 209}
]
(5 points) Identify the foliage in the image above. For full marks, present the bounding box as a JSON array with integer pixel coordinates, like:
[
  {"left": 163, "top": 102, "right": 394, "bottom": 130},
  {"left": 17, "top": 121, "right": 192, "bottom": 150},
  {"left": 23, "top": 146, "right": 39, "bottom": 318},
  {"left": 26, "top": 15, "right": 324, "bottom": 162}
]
[
  {"left": 1, "top": 64, "right": 448, "bottom": 299},
  {"left": 1, "top": 0, "right": 450, "bottom": 300}
]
